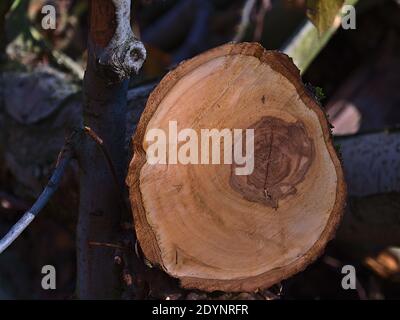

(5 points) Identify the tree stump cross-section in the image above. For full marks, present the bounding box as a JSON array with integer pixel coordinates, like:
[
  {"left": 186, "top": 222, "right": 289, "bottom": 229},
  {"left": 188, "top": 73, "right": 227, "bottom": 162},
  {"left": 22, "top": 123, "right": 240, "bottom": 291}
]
[{"left": 127, "top": 42, "right": 346, "bottom": 292}]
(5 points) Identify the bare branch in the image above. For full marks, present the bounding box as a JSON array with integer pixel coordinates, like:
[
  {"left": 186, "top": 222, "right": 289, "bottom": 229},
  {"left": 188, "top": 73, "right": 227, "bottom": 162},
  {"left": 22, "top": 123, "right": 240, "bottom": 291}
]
[
  {"left": 233, "top": 0, "right": 257, "bottom": 43},
  {"left": 77, "top": 0, "right": 146, "bottom": 299},
  {"left": 0, "top": 147, "right": 73, "bottom": 254},
  {"left": 337, "top": 130, "right": 400, "bottom": 196},
  {"left": 92, "top": 0, "right": 146, "bottom": 82},
  {"left": 253, "top": 0, "right": 271, "bottom": 42}
]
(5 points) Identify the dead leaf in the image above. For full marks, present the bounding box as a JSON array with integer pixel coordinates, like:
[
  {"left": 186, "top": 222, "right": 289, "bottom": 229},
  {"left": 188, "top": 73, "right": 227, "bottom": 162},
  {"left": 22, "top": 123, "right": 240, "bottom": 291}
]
[{"left": 306, "top": 0, "right": 344, "bottom": 34}]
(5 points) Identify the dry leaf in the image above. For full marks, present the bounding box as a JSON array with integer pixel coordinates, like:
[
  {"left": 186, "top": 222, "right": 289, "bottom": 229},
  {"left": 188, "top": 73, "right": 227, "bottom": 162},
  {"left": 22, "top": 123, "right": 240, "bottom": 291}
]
[{"left": 307, "top": 0, "right": 345, "bottom": 34}]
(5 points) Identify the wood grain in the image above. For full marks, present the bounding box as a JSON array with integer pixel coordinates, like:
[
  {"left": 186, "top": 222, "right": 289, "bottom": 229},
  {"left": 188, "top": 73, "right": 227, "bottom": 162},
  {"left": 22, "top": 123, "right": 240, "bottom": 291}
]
[{"left": 127, "top": 42, "right": 346, "bottom": 292}]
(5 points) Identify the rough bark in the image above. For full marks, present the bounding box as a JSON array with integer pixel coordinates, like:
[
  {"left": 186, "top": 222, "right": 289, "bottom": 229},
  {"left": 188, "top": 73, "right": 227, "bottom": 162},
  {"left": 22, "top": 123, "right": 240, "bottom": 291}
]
[
  {"left": 127, "top": 42, "right": 346, "bottom": 292},
  {"left": 335, "top": 131, "right": 400, "bottom": 258},
  {"left": 338, "top": 131, "right": 400, "bottom": 197},
  {"left": 77, "top": 0, "right": 145, "bottom": 299}
]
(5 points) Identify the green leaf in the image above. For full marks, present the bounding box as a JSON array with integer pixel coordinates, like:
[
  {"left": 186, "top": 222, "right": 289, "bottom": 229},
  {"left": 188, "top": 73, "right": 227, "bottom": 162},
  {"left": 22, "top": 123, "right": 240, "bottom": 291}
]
[{"left": 306, "top": 0, "right": 345, "bottom": 34}]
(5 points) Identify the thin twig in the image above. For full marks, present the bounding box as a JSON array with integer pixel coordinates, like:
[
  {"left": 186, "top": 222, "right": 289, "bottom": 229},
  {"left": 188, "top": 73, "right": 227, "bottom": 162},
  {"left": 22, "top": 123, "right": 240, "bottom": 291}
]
[
  {"left": 88, "top": 241, "right": 125, "bottom": 250},
  {"left": 233, "top": 0, "right": 257, "bottom": 43},
  {"left": 29, "top": 26, "right": 85, "bottom": 80},
  {"left": 253, "top": 0, "right": 271, "bottom": 42},
  {"left": 0, "top": 147, "right": 73, "bottom": 254},
  {"left": 51, "top": 48, "right": 85, "bottom": 80}
]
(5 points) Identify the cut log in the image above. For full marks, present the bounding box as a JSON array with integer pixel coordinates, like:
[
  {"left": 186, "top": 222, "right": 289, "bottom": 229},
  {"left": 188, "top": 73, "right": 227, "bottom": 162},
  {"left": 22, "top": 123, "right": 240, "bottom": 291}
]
[{"left": 127, "top": 42, "right": 346, "bottom": 292}]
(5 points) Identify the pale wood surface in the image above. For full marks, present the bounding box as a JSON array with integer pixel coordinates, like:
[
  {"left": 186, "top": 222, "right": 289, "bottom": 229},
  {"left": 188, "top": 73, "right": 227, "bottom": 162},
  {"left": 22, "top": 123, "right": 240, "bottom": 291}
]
[{"left": 128, "top": 42, "right": 346, "bottom": 292}]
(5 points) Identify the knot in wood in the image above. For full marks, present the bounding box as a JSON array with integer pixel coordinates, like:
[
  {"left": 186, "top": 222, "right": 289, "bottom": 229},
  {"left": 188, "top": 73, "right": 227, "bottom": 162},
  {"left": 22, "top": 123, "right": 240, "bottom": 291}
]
[
  {"left": 97, "top": 35, "right": 146, "bottom": 82},
  {"left": 231, "top": 116, "right": 315, "bottom": 208},
  {"left": 91, "top": 0, "right": 146, "bottom": 82}
]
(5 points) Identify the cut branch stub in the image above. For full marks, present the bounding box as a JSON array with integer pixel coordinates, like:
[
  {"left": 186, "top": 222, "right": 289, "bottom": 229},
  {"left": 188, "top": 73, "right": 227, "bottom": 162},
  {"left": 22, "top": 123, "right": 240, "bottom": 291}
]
[
  {"left": 89, "top": 0, "right": 146, "bottom": 82},
  {"left": 127, "top": 43, "right": 346, "bottom": 292}
]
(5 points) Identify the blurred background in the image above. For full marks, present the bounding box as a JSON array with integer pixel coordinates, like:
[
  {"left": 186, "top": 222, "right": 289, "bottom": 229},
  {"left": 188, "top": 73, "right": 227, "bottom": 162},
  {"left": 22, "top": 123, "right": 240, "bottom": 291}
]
[{"left": 1, "top": 0, "right": 400, "bottom": 299}]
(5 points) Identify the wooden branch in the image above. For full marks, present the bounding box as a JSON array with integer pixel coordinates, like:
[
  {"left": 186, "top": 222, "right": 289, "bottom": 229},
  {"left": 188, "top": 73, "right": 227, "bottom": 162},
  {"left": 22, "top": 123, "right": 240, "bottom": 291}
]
[
  {"left": 337, "top": 131, "right": 400, "bottom": 197},
  {"left": 127, "top": 42, "right": 346, "bottom": 292},
  {"left": 77, "top": 0, "right": 146, "bottom": 299},
  {"left": 0, "top": 147, "right": 72, "bottom": 254},
  {"left": 90, "top": 0, "right": 146, "bottom": 82},
  {"left": 171, "top": 0, "right": 212, "bottom": 64},
  {"left": 233, "top": 0, "right": 256, "bottom": 43},
  {"left": 141, "top": 0, "right": 213, "bottom": 64},
  {"left": 334, "top": 131, "right": 400, "bottom": 257}
]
